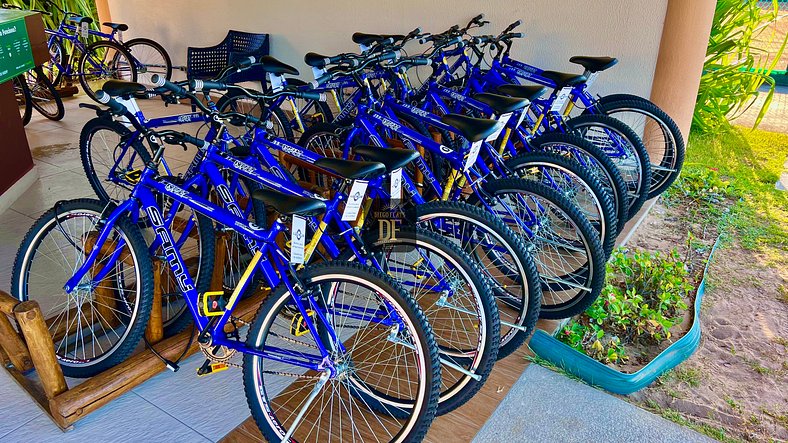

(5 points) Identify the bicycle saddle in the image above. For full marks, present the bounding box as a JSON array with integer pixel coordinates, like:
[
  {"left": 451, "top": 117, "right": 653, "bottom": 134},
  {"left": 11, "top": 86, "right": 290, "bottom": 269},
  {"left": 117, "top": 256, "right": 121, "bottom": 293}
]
[
  {"left": 102, "top": 80, "right": 146, "bottom": 97},
  {"left": 102, "top": 22, "right": 129, "bottom": 32},
  {"left": 304, "top": 52, "right": 331, "bottom": 68},
  {"left": 259, "top": 55, "right": 299, "bottom": 76},
  {"left": 353, "top": 146, "right": 420, "bottom": 172},
  {"left": 67, "top": 16, "right": 93, "bottom": 25},
  {"left": 495, "top": 84, "right": 547, "bottom": 102},
  {"left": 569, "top": 56, "right": 618, "bottom": 73},
  {"left": 352, "top": 32, "right": 387, "bottom": 47},
  {"left": 251, "top": 189, "right": 326, "bottom": 216},
  {"left": 540, "top": 71, "right": 587, "bottom": 88},
  {"left": 473, "top": 93, "right": 529, "bottom": 114},
  {"left": 441, "top": 114, "right": 501, "bottom": 143},
  {"left": 314, "top": 158, "right": 386, "bottom": 179}
]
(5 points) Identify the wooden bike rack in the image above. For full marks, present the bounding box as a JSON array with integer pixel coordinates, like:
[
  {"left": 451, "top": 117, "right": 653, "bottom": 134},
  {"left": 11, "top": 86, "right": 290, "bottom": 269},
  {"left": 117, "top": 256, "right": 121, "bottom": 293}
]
[{"left": 0, "top": 232, "right": 265, "bottom": 430}]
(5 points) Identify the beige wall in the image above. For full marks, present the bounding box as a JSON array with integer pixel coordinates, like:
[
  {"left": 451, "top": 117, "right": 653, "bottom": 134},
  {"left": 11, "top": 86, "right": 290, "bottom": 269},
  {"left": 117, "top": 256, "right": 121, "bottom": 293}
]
[{"left": 106, "top": 0, "right": 668, "bottom": 98}]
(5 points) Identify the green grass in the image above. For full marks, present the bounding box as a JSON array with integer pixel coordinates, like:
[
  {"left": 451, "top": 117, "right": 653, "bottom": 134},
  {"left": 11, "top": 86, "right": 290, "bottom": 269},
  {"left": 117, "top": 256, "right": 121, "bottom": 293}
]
[
  {"left": 661, "top": 366, "right": 703, "bottom": 388},
  {"left": 646, "top": 404, "right": 744, "bottom": 443},
  {"left": 670, "top": 127, "right": 788, "bottom": 254}
]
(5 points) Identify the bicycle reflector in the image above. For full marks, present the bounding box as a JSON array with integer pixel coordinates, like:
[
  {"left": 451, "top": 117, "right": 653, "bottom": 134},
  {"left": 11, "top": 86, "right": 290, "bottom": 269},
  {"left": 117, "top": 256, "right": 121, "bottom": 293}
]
[{"left": 199, "top": 291, "right": 227, "bottom": 317}]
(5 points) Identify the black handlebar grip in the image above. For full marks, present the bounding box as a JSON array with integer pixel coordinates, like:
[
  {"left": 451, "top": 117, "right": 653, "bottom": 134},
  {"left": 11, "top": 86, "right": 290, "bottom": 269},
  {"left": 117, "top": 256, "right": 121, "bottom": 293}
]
[
  {"left": 509, "top": 32, "right": 524, "bottom": 39},
  {"left": 473, "top": 13, "right": 484, "bottom": 22},
  {"left": 412, "top": 58, "right": 431, "bottom": 66},
  {"left": 376, "top": 50, "right": 400, "bottom": 63},
  {"left": 309, "top": 72, "right": 333, "bottom": 88},
  {"left": 181, "top": 133, "right": 210, "bottom": 149},
  {"left": 236, "top": 56, "right": 256, "bottom": 69},
  {"left": 95, "top": 91, "right": 127, "bottom": 115},
  {"left": 296, "top": 90, "right": 327, "bottom": 102},
  {"left": 190, "top": 79, "right": 228, "bottom": 92},
  {"left": 150, "top": 74, "right": 188, "bottom": 97}
]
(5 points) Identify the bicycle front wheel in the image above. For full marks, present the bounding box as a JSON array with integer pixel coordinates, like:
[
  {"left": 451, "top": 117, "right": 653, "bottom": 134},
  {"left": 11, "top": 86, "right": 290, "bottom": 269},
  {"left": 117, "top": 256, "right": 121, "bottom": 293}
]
[
  {"left": 78, "top": 40, "right": 137, "bottom": 101},
  {"left": 243, "top": 261, "right": 440, "bottom": 443},
  {"left": 11, "top": 199, "right": 153, "bottom": 377},
  {"left": 12, "top": 75, "right": 32, "bottom": 126}
]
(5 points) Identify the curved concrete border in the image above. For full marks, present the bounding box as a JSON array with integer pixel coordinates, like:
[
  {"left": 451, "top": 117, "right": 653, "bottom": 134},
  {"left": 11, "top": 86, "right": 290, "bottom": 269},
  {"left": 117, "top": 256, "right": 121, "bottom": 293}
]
[{"left": 529, "top": 236, "right": 720, "bottom": 395}]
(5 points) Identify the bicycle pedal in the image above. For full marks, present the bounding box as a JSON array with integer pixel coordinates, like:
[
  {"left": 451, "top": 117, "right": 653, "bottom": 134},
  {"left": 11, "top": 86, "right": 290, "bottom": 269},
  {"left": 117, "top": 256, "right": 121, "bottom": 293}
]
[
  {"left": 197, "top": 359, "right": 229, "bottom": 377},
  {"left": 124, "top": 169, "right": 142, "bottom": 184}
]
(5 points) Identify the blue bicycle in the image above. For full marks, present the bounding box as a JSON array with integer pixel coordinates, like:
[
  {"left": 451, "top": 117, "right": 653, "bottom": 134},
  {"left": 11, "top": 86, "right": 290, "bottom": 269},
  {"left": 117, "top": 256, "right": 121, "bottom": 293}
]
[{"left": 12, "top": 87, "right": 442, "bottom": 442}]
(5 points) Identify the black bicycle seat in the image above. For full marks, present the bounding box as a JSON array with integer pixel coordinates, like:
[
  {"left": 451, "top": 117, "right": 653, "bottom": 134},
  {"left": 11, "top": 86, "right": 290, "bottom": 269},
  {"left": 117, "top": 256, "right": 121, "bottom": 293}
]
[
  {"left": 569, "top": 56, "right": 618, "bottom": 73},
  {"left": 259, "top": 55, "right": 299, "bottom": 76},
  {"left": 495, "top": 84, "right": 547, "bottom": 102},
  {"left": 314, "top": 158, "right": 386, "bottom": 179},
  {"left": 473, "top": 93, "right": 529, "bottom": 114},
  {"left": 251, "top": 189, "right": 326, "bottom": 216},
  {"left": 102, "top": 80, "right": 146, "bottom": 97},
  {"left": 441, "top": 114, "right": 500, "bottom": 142},
  {"left": 353, "top": 146, "right": 420, "bottom": 172},
  {"left": 541, "top": 71, "right": 587, "bottom": 88}
]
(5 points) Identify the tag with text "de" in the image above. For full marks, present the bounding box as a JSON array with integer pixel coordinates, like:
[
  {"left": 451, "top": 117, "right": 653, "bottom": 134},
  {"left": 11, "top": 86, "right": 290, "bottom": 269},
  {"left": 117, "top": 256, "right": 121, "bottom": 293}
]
[
  {"left": 342, "top": 180, "right": 369, "bottom": 221},
  {"left": 290, "top": 215, "right": 306, "bottom": 264},
  {"left": 80, "top": 21, "right": 89, "bottom": 39}
]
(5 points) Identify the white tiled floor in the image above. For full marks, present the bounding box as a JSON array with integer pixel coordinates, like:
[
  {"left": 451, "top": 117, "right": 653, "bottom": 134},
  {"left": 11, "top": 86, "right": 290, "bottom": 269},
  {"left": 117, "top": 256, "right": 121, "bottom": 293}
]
[{"left": 0, "top": 94, "right": 250, "bottom": 442}]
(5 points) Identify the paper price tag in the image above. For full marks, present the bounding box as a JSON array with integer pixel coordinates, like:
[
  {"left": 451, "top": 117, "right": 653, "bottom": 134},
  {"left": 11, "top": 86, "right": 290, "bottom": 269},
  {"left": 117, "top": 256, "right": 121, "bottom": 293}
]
[
  {"left": 290, "top": 215, "right": 306, "bottom": 264},
  {"left": 464, "top": 140, "right": 483, "bottom": 171},
  {"left": 269, "top": 73, "right": 284, "bottom": 92},
  {"left": 390, "top": 168, "right": 403, "bottom": 204},
  {"left": 549, "top": 87, "right": 573, "bottom": 113},
  {"left": 117, "top": 30, "right": 123, "bottom": 41},
  {"left": 114, "top": 97, "right": 140, "bottom": 128},
  {"left": 486, "top": 112, "right": 512, "bottom": 142},
  {"left": 80, "top": 21, "right": 89, "bottom": 39},
  {"left": 342, "top": 180, "right": 369, "bottom": 221}
]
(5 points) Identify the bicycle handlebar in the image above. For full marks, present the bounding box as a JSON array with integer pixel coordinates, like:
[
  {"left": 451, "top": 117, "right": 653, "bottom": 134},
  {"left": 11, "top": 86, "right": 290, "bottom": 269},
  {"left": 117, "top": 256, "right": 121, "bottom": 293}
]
[{"left": 95, "top": 91, "right": 128, "bottom": 115}]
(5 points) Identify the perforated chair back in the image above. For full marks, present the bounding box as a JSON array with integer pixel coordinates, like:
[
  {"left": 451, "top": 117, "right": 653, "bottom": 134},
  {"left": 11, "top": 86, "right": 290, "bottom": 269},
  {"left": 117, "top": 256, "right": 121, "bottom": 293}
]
[{"left": 187, "top": 30, "right": 269, "bottom": 83}]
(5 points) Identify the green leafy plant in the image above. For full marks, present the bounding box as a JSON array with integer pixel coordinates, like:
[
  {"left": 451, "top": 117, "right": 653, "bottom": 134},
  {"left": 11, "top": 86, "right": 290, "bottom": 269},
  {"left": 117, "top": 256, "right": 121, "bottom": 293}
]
[
  {"left": 559, "top": 248, "right": 692, "bottom": 366},
  {"left": 694, "top": 0, "right": 788, "bottom": 133},
  {"left": 5, "top": 0, "right": 99, "bottom": 49}
]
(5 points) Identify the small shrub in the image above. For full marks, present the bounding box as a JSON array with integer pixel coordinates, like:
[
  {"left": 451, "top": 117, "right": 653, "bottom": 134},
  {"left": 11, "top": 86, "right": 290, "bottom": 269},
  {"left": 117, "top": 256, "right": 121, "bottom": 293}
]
[{"left": 559, "top": 248, "right": 692, "bottom": 365}]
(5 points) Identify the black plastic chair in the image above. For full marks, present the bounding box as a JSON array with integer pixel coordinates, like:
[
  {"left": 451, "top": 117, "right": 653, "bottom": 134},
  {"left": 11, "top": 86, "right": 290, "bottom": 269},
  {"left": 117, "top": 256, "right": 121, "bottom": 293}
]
[{"left": 186, "top": 30, "right": 269, "bottom": 84}]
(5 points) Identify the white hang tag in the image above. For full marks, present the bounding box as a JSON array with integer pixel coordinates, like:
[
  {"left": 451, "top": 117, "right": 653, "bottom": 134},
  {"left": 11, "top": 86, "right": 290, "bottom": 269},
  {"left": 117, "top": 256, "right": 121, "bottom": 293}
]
[
  {"left": 311, "top": 66, "right": 326, "bottom": 79},
  {"left": 290, "top": 215, "right": 306, "bottom": 264},
  {"left": 80, "top": 21, "right": 89, "bottom": 38},
  {"left": 515, "top": 106, "right": 528, "bottom": 128},
  {"left": 117, "top": 29, "right": 123, "bottom": 41},
  {"left": 464, "top": 140, "right": 483, "bottom": 171},
  {"left": 268, "top": 73, "right": 284, "bottom": 92},
  {"left": 486, "top": 112, "right": 512, "bottom": 142},
  {"left": 390, "top": 168, "right": 402, "bottom": 204},
  {"left": 342, "top": 180, "right": 369, "bottom": 221},
  {"left": 550, "top": 87, "right": 573, "bottom": 113},
  {"left": 359, "top": 43, "right": 370, "bottom": 52},
  {"left": 585, "top": 72, "right": 598, "bottom": 87}
]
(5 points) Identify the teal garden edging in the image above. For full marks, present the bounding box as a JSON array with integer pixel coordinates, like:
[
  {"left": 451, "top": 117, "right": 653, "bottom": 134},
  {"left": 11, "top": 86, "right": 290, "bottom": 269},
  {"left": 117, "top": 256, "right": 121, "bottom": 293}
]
[{"left": 529, "top": 237, "right": 721, "bottom": 395}]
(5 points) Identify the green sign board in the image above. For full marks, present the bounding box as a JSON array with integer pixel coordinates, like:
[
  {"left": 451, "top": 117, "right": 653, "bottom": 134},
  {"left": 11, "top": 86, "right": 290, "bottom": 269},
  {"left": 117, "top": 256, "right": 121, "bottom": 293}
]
[{"left": 0, "top": 10, "right": 35, "bottom": 83}]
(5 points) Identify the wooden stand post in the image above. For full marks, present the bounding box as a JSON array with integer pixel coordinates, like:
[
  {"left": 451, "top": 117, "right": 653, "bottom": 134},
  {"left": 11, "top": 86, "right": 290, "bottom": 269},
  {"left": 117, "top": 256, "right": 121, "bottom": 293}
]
[
  {"left": 144, "top": 260, "right": 164, "bottom": 344},
  {"left": 0, "top": 313, "right": 33, "bottom": 372},
  {"left": 13, "top": 301, "right": 68, "bottom": 400}
]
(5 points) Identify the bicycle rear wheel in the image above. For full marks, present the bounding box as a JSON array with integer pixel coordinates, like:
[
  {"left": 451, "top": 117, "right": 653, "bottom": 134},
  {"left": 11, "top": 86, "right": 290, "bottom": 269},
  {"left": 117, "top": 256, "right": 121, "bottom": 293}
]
[
  {"left": 125, "top": 37, "right": 173, "bottom": 81},
  {"left": 26, "top": 66, "right": 65, "bottom": 121},
  {"left": 565, "top": 114, "right": 651, "bottom": 219},
  {"left": 11, "top": 199, "right": 153, "bottom": 377},
  {"left": 78, "top": 40, "right": 137, "bottom": 101},
  {"left": 591, "top": 95, "right": 685, "bottom": 198},
  {"left": 243, "top": 261, "right": 440, "bottom": 443},
  {"left": 411, "top": 201, "right": 542, "bottom": 359},
  {"left": 348, "top": 226, "right": 498, "bottom": 415},
  {"left": 12, "top": 75, "right": 32, "bottom": 126},
  {"left": 473, "top": 178, "right": 606, "bottom": 319}
]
